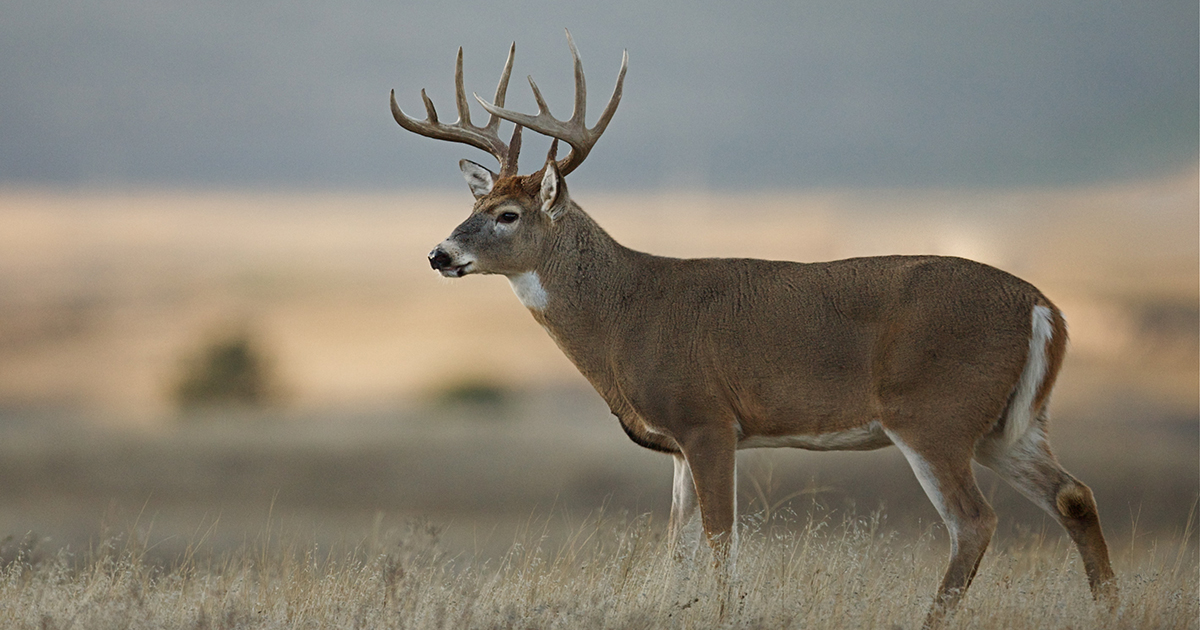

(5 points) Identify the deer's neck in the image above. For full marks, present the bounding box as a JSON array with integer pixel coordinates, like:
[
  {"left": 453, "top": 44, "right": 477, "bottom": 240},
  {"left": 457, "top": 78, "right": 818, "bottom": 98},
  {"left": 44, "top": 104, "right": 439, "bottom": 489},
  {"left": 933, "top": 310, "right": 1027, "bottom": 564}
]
[
  {"left": 518, "top": 207, "right": 645, "bottom": 388},
  {"left": 536, "top": 209, "right": 640, "bottom": 318}
]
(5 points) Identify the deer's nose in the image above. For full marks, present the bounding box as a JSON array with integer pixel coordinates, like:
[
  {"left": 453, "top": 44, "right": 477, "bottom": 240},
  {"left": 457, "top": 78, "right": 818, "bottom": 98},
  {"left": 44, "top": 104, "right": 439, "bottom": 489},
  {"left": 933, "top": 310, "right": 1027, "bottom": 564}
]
[{"left": 428, "top": 248, "right": 453, "bottom": 271}]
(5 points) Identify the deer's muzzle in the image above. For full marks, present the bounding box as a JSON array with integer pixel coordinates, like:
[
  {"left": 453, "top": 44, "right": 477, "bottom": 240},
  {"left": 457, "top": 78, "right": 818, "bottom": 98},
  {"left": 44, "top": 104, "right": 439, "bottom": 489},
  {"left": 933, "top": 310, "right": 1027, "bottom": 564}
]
[{"left": 428, "top": 246, "right": 472, "bottom": 278}]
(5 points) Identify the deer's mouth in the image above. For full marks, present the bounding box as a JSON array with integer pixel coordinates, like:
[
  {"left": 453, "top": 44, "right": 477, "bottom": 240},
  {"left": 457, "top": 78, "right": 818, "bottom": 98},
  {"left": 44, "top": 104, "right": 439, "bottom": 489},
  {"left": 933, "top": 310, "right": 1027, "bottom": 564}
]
[{"left": 438, "top": 261, "right": 473, "bottom": 278}]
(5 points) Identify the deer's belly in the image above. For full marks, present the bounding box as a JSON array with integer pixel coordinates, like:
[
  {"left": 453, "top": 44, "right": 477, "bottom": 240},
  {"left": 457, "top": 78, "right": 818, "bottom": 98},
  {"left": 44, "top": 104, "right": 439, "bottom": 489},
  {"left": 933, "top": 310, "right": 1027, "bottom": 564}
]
[{"left": 736, "top": 420, "right": 891, "bottom": 451}]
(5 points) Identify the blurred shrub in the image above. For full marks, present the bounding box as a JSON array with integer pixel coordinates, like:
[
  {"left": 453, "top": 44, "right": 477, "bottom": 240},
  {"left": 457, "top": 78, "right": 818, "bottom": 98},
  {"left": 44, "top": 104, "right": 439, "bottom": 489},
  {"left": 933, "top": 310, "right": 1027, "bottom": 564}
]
[
  {"left": 0, "top": 532, "right": 46, "bottom": 573},
  {"left": 173, "top": 329, "right": 279, "bottom": 411},
  {"left": 433, "top": 377, "right": 511, "bottom": 411}
]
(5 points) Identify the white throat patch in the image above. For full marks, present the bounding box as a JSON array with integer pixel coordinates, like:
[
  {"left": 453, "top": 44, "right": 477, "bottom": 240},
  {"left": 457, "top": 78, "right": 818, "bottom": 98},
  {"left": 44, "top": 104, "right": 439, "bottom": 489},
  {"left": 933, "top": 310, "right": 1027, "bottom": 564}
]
[{"left": 508, "top": 271, "right": 549, "bottom": 310}]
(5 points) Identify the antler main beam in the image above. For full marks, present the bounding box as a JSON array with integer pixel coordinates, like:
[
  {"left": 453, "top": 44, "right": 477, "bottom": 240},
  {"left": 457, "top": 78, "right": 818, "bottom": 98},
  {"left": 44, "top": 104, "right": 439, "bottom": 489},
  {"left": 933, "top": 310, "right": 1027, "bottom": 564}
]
[
  {"left": 391, "top": 43, "right": 522, "bottom": 177},
  {"left": 475, "top": 30, "right": 627, "bottom": 176}
]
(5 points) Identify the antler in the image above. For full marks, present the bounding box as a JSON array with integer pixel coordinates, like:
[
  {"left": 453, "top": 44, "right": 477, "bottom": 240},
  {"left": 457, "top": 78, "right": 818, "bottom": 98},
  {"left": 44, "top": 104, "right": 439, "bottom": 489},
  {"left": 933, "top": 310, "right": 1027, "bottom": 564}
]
[
  {"left": 475, "top": 30, "right": 627, "bottom": 177},
  {"left": 391, "top": 43, "right": 523, "bottom": 177}
]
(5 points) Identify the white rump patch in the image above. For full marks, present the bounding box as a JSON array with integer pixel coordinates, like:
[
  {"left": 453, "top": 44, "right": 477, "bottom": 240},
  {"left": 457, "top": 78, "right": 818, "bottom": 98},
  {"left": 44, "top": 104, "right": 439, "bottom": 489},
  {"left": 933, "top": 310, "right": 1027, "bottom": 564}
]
[
  {"left": 508, "top": 271, "right": 549, "bottom": 310},
  {"left": 1003, "top": 305, "right": 1054, "bottom": 446}
]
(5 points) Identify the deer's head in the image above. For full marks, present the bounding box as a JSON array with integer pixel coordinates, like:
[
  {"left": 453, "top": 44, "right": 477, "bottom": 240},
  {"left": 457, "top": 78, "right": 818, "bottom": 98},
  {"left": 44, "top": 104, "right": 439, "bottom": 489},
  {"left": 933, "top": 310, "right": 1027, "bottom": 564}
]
[{"left": 390, "top": 31, "right": 626, "bottom": 278}]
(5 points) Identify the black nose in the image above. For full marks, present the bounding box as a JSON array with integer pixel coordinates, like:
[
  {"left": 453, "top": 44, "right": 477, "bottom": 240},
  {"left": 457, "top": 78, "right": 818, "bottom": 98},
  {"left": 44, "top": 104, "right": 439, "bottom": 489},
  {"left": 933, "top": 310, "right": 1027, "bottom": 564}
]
[{"left": 428, "top": 248, "right": 453, "bottom": 270}]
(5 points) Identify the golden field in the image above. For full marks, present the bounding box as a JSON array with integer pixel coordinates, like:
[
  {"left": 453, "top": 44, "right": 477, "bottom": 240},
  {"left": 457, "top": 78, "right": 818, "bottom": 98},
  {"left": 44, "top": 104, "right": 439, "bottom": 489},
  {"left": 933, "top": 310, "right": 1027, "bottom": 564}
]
[
  {"left": 0, "top": 171, "right": 1195, "bottom": 627},
  {"left": 1, "top": 506, "right": 1196, "bottom": 629}
]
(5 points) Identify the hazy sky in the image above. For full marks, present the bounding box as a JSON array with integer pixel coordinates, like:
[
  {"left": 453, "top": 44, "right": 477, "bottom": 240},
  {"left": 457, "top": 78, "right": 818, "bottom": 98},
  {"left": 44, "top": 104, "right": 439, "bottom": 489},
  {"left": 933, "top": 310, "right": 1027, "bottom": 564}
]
[{"left": 2, "top": 0, "right": 1195, "bottom": 190}]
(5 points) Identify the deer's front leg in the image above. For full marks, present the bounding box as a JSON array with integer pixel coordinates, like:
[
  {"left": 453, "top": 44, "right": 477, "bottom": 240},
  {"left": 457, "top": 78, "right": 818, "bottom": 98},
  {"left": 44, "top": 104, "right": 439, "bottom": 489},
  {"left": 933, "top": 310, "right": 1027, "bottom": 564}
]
[
  {"left": 677, "top": 426, "right": 738, "bottom": 567},
  {"left": 668, "top": 453, "right": 701, "bottom": 558}
]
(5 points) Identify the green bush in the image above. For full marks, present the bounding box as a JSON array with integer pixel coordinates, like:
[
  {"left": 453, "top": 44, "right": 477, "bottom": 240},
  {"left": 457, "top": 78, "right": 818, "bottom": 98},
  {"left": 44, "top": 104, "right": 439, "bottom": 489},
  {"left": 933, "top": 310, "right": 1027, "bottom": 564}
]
[
  {"left": 433, "top": 378, "right": 511, "bottom": 410},
  {"left": 174, "top": 329, "right": 278, "bottom": 410}
]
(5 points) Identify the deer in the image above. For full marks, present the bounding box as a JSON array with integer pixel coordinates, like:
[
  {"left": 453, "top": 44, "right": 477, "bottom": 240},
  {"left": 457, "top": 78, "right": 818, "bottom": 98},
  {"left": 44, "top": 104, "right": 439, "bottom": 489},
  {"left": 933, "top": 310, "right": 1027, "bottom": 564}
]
[{"left": 390, "top": 31, "right": 1118, "bottom": 627}]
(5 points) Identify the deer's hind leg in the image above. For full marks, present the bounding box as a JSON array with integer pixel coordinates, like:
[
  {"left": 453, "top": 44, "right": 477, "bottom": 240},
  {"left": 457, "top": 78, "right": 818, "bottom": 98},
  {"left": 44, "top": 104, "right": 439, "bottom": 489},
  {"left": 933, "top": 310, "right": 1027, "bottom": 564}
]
[
  {"left": 885, "top": 427, "right": 997, "bottom": 628},
  {"left": 975, "top": 419, "right": 1118, "bottom": 605}
]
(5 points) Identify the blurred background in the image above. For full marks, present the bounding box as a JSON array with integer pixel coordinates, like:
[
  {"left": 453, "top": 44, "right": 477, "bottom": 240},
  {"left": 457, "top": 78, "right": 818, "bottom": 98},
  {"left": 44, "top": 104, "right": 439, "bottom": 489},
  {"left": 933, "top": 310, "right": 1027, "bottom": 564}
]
[{"left": 0, "top": 0, "right": 1195, "bottom": 560}]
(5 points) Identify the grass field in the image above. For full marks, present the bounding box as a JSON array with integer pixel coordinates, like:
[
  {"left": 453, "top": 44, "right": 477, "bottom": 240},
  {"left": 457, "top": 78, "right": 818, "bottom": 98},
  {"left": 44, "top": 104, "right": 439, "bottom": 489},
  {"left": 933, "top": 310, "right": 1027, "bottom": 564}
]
[{"left": 1, "top": 505, "right": 1195, "bottom": 629}]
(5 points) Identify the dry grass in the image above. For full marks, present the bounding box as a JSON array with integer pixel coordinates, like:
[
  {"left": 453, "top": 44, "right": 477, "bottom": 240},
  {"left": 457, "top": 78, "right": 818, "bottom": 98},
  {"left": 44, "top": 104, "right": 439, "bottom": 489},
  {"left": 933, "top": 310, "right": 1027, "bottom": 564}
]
[{"left": 1, "top": 506, "right": 1195, "bottom": 629}]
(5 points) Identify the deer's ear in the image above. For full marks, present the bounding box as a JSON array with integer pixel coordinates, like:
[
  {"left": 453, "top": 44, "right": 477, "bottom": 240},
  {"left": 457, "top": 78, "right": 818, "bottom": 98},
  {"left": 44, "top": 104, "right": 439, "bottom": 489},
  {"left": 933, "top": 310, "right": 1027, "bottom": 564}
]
[
  {"left": 459, "top": 159, "right": 496, "bottom": 198},
  {"left": 539, "top": 160, "right": 569, "bottom": 221}
]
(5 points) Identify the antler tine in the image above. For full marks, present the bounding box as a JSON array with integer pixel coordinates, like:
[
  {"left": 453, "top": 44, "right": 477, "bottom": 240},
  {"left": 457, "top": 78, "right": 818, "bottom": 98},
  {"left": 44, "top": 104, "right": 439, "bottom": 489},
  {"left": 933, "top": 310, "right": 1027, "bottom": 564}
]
[
  {"left": 391, "top": 45, "right": 520, "bottom": 174},
  {"left": 526, "top": 77, "right": 552, "bottom": 116},
  {"left": 566, "top": 30, "right": 586, "bottom": 126},
  {"left": 419, "top": 89, "right": 438, "bottom": 122},
  {"left": 453, "top": 48, "right": 472, "bottom": 128},
  {"left": 475, "top": 30, "right": 627, "bottom": 176},
  {"left": 483, "top": 43, "right": 516, "bottom": 134},
  {"left": 590, "top": 49, "right": 627, "bottom": 141}
]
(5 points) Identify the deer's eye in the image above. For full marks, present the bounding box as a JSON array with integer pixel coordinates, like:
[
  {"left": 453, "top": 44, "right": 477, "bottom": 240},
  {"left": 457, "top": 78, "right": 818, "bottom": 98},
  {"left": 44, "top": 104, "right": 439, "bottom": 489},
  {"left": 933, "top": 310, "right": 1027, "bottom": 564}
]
[{"left": 497, "top": 211, "right": 520, "bottom": 224}]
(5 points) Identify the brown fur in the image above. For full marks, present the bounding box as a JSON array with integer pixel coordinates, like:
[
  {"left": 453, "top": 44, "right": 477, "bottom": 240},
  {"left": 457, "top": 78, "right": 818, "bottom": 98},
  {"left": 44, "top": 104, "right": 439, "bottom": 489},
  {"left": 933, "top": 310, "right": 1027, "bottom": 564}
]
[
  {"left": 489, "top": 173, "right": 542, "bottom": 198},
  {"left": 1057, "top": 484, "right": 1094, "bottom": 521}
]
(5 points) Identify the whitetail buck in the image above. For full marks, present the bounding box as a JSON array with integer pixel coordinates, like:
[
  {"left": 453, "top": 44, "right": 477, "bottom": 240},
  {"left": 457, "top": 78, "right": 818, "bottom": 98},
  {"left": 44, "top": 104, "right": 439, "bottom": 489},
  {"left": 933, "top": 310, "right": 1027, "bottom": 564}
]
[{"left": 391, "top": 32, "right": 1117, "bottom": 626}]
